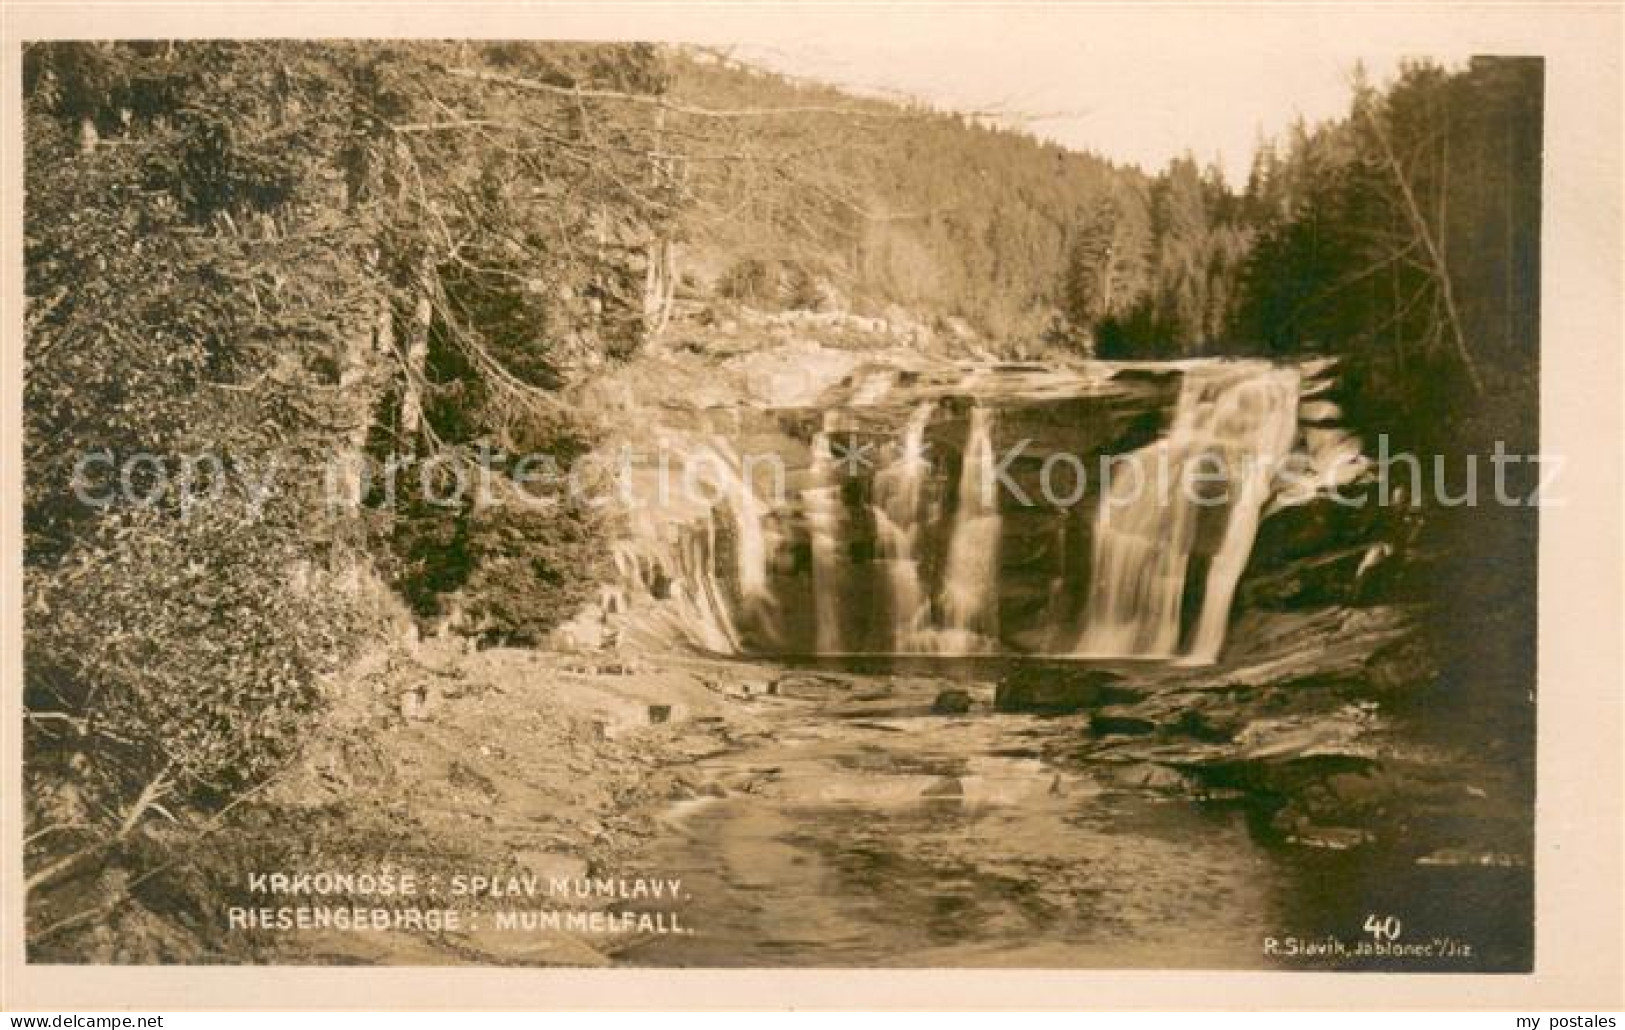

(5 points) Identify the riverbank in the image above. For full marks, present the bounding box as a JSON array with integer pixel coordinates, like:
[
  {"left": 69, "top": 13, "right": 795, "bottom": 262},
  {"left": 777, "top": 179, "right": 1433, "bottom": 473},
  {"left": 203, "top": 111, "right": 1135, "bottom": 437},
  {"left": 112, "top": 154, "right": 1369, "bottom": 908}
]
[{"left": 34, "top": 594, "right": 1527, "bottom": 970}]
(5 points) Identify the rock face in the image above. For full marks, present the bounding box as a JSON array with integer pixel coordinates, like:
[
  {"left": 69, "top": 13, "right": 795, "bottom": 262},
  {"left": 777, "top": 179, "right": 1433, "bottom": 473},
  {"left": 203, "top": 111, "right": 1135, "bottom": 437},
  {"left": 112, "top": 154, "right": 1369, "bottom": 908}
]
[
  {"left": 550, "top": 605, "right": 609, "bottom": 652},
  {"left": 1089, "top": 713, "right": 1157, "bottom": 737},
  {"left": 1048, "top": 603, "right": 1534, "bottom": 866},
  {"left": 931, "top": 688, "right": 973, "bottom": 715},
  {"left": 993, "top": 666, "right": 1139, "bottom": 714}
]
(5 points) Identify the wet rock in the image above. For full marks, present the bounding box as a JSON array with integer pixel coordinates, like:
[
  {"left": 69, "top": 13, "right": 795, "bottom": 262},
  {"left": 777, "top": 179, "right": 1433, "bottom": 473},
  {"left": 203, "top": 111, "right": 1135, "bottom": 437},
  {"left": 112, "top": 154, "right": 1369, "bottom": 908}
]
[
  {"left": 1210, "top": 606, "right": 1422, "bottom": 689},
  {"left": 728, "top": 339, "right": 866, "bottom": 407},
  {"left": 931, "top": 689, "right": 973, "bottom": 715},
  {"left": 771, "top": 673, "right": 849, "bottom": 698},
  {"left": 1239, "top": 547, "right": 1371, "bottom": 608},
  {"left": 1416, "top": 849, "right": 1526, "bottom": 868},
  {"left": 1251, "top": 492, "right": 1380, "bottom": 568},
  {"left": 1364, "top": 633, "right": 1438, "bottom": 691},
  {"left": 921, "top": 776, "right": 964, "bottom": 798},
  {"left": 1322, "top": 769, "right": 1387, "bottom": 810},
  {"left": 1096, "top": 761, "right": 1191, "bottom": 792},
  {"left": 1280, "top": 822, "right": 1375, "bottom": 850},
  {"left": 1109, "top": 366, "right": 1183, "bottom": 389},
  {"left": 1167, "top": 709, "right": 1237, "bottom": 743},
  {"left": 1164, "top": 749, "right": 1384, "bottom": 849},
  {"left": 994, "top": 667, "right": 1137, "bottom": 714},
  {"left": 1089, "top": 713, "right": 1156, "bottom": 737}
]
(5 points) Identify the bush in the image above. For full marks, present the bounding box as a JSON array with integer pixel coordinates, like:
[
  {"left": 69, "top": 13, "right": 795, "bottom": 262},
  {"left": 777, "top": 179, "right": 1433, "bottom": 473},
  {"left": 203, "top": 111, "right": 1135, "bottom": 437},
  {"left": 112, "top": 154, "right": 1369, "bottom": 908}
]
[
  {"left": 26, "top": 499, "right": 369, "bottom": 804},
  {"left": 461, "top": 499, "right": 612, "bottom": 644}
]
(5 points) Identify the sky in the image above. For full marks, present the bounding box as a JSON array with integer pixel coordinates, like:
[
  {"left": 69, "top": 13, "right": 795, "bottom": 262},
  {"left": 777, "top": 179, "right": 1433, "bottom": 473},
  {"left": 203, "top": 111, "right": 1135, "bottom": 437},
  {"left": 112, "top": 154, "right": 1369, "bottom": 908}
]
[{"left": 707, "top": 12, "right": 1477, "bottom": 188}]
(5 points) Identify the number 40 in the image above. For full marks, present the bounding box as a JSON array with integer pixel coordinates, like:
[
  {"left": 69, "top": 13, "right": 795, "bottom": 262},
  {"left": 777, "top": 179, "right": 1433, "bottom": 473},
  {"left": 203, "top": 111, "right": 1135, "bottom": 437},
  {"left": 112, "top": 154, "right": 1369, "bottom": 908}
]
[{"left": 1364, "top": 914, "right": 1403, "bottom": 941}]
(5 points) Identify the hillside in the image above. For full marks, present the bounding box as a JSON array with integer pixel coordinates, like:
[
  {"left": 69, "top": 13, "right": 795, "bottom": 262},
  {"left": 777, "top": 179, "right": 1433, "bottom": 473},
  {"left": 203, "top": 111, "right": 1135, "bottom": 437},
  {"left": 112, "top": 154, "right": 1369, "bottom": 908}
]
[{"left": 668, "top": 49, "right": 1146, "bottom": 345}]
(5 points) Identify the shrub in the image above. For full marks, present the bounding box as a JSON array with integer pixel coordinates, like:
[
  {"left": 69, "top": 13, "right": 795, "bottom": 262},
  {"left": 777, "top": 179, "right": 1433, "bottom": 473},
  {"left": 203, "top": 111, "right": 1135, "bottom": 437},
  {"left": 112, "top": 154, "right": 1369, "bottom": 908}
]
[{"left": 26, "top": 499, "right": 369, "bottom": 806}]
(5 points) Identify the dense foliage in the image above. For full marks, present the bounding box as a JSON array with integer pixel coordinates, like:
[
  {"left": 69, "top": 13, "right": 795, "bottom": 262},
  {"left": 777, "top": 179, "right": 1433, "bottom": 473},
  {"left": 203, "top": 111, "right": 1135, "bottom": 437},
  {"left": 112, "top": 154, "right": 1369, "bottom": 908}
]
[
  {"left": 22, "top": 40, "right": 678, "bottom": 944},
  {"left": 1099, "top": 59, "right": 1543, "bottom": 724},
  {"left": 1229, "top": 59, "right": 1542, "bottom": 458}
]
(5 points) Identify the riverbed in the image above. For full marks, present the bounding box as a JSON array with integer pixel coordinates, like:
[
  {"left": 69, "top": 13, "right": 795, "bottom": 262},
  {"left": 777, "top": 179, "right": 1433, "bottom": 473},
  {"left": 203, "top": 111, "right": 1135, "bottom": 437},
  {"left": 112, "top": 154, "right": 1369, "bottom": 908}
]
[{"left": 607, "top": 661, "right": 1531, "bottom": 970}]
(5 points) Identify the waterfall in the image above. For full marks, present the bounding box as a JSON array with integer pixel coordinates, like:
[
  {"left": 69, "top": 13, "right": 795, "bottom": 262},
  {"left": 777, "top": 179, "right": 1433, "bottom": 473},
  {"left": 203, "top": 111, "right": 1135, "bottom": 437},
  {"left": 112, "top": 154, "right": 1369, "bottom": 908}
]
[
  {"left": 620, "top": 357, "right": 1323, "bottom": 663},
  {"left": 705, "top": 439, "right": 774, "bottom": 610},
  {"left": 1181, "top": 369, "right": 1301, "bottom": 662},
  {"left": 608, "top": 433, "right": 776, "bottom": 655},
  {"left": 804, "top": 414, "right": 847, "bottom": 653},
  {"left": 1075, "top": 364, "right": 1300, "bottom": 662},
  {"left": 936, "top": 406, "right": 1001, "bottom": 654},
  {"left": 669, "top": 517, "right": 743, "bottom": 654},
  {"left": 871, "top": 401, "right": 936, "bottom": 651},
  {"left": 1074, "top": 388, "right": 1205, "bottom": 658}
]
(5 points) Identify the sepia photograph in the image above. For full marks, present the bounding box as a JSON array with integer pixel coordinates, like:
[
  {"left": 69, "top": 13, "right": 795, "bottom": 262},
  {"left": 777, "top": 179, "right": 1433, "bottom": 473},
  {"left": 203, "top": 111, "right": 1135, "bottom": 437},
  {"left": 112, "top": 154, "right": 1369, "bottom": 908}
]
[{"left": 3, "top": 1, "right": 1622, "bottom": 1014}]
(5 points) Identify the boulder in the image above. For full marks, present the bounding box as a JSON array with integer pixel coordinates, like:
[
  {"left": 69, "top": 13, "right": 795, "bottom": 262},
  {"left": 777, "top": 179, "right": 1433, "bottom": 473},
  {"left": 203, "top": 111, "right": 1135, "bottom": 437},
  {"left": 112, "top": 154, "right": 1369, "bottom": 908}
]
[
  {"left": 1167, "top": 708, "right": 1237, "bottom": 743},
  {"left": 994, "top": 666, "right": 1138, "bottom": 714},
  {"left": 931, "top": 689, "right": 973, "bottom": 715},
  {"left": 1089, "top": 713, "right": 1156, "bottom": 737},
  {"left": 1253, "top": 490, "right": 1380, "bottom": 566},
  {"left": 1239, "top": 546, "right": 1371, "bottom": 608},
  {"left": 1095, "top": 761, "right": 1192, "bottom": 792},
  {"left": 550, "top": 607, "right": 607, "bottom": 652}
]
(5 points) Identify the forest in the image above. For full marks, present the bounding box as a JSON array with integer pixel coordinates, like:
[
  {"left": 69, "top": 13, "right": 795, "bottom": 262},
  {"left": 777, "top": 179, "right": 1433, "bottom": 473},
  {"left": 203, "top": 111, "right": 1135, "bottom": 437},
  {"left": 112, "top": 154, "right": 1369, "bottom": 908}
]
[{"left": 22, "top": 42, "right": 1540, "bottom": 958}]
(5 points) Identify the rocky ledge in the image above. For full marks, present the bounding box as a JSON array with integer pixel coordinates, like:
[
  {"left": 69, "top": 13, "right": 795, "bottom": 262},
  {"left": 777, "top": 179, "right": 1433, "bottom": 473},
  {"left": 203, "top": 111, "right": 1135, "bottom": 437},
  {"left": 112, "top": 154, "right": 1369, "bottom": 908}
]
[{"left": 993, "top": 604, "right": 1531, "bottom": 865}]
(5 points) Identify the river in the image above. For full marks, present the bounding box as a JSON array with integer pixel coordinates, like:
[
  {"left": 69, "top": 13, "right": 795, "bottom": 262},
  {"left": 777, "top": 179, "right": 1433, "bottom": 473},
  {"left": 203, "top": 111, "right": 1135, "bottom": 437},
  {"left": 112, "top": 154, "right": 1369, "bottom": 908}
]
[{"left": 614, "top": 665, "right": 1531, "bottom": 970}]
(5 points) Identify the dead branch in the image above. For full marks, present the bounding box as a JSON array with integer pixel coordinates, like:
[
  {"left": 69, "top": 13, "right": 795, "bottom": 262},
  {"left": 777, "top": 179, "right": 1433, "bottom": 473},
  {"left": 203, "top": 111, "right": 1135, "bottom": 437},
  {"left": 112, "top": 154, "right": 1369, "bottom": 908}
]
[
  {"left": 446, "top": 66, "right": 907, "bottom": 121},
  {"left": 1359, "top": 101, "right": 1484, "bottom": 395}
]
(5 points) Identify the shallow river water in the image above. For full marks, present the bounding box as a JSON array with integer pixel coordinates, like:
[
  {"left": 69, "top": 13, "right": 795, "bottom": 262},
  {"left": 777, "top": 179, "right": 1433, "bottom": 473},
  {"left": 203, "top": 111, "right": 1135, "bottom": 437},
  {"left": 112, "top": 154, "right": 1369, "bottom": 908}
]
[{"left": 615, "top": 672, "right": 1529, "bottom": 970}]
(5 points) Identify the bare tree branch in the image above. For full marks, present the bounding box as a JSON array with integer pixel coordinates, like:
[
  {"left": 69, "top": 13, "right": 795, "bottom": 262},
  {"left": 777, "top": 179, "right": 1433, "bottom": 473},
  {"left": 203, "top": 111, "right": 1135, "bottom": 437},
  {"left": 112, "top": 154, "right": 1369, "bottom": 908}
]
[
  {"left": 1359, "top": 100, "right": 1485, "bottom": 395},
  {"left": 446, "top": 66, "right": 909, "bottom": 121}
]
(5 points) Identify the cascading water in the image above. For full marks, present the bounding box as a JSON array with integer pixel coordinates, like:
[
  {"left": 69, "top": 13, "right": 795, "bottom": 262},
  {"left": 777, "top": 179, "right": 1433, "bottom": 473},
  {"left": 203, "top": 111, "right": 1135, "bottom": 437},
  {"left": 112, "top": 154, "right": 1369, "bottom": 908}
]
[
  {"left": 690, "top": 437, "right": 775, "bottom": 611},
  {"left": 1074, "top": 364, "right": 1301, "bottom": 662},
  {"left": 871, "top": 402, "right": 937, "bottom": 651},
  {"left": 1075, "top": 396, "right": 1204, "bottom": 659},
  {"left": 1181, "top": 369, "right": 1301, "bottom": 662},
  {"left": 665, "top": 517, "right": 743, "bottom": 654},
  {"left": 935, "top": 406, "right": 1002, "bottom": 654},
  {"left": 803, "top": 413, "right": 847, "bottom": 654},
  {"left": 608, "top": 432, "right": 774, "bottom": 654},
  {"left": 616, "top": 358, "right": 1335, "bottom": 665}
]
